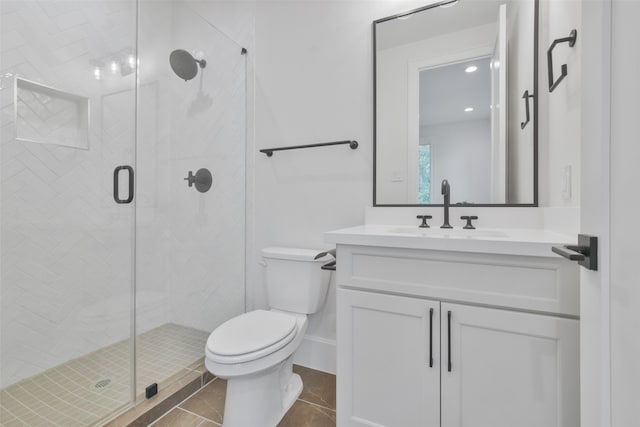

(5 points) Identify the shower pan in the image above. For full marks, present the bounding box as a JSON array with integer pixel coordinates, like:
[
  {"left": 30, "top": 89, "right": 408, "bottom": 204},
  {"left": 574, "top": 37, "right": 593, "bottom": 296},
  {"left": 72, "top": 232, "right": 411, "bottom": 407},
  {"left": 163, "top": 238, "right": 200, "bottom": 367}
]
[{"left": 0, "top": 1, "right": 247, "bottom": 425}]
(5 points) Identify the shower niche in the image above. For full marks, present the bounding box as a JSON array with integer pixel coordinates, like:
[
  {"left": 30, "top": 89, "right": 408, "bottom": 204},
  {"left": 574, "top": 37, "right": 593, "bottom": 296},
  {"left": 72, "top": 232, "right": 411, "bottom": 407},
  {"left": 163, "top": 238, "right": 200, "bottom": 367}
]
[{"left": 15, "top": 77, "right": 90, "bottom": 150}]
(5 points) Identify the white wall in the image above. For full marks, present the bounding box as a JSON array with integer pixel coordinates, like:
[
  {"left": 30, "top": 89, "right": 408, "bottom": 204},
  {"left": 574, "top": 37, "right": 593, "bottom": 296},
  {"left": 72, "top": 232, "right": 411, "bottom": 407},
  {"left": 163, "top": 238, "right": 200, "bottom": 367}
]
[
  {"left": 422, "top": 119, "right": 492, "bottom": 204},
  {"left": 610, "top": 1, "right": 640, "bottom": 423},
  {"left": 538, "top": 0, "right": 581, "bottom": 207},
  {"left": 506, "top": 0, "right": 535, "bottom": 203}
]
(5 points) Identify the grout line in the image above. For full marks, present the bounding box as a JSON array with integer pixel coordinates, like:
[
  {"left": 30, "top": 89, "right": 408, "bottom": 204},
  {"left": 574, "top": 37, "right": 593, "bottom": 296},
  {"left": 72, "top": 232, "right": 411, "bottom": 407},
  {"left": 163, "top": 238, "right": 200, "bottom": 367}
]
[
  {"left": 179, "top": 406, "right": 219, "bottom": 424},
  {"left": 13, "top": 382, "right": 81, "bottom": 425},
  {"left": 1, "top": 323, "right": 208, "bottom": 426},
  {"left": 145, "top": 373, "right": 219, "bottom": 426},
  {"left": 41, "top": 370, "right": 124, "bottom": 408},
  {"left": 297, "top": 397, "right": 336, "bottom": 413},
  {"left": 147, "top": 405, "right": 177, "bottom": 426},
  {"left": 0, "top": 399, "right": 53, "bottom": 427},
  {"left": 145, "top": 373, "right": 214, "bottom": 423},
  {"left": 198, "top": 418, "right": 223, "bottom": 427},
  {"left": 202, "top": 375, "right": 217, "bottom": 387},
  {"left": 113, "top": 366, "right": 336, "bottom": 426}
]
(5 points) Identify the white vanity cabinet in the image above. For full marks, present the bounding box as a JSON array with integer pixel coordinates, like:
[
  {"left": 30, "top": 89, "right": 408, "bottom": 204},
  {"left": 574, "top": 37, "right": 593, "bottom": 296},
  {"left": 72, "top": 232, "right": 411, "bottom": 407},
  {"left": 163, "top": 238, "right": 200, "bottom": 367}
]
[
  {"left": 441, "top": 302, "right": 579, "bottom": 427},
  {"left": 335, "top": 244, "right": 580, "bottom": 427},
  {"left": 338, "top": 289, "right": 440, "bottom": 426}
]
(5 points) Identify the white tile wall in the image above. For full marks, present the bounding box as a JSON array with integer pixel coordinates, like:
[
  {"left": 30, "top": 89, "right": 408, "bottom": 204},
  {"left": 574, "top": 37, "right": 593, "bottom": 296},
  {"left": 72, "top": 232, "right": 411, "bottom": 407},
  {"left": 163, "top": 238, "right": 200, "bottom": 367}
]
[
  {"left": 1, "top": 0, "right": 139, "bottom": 388},
  {"left": 1, "top": 0, "right": 248, "bottom": 389},
  {"left": 162, "top": 2, "right": 246, "bottom": 333}
]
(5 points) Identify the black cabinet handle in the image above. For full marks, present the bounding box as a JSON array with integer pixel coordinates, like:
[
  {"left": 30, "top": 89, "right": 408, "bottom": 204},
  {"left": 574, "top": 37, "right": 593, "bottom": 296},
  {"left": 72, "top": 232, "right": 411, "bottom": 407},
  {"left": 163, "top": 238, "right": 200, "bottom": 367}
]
[
  {"left": 547, "top": 29, "right": 577, "bottom": 92},
  {"left": 429, "top": 308, "right": 434, "bottom": 368},
  {"left": 447, "top": 310, "right": 452, "bottom": 372},
  {"left": 113, "top": 165, "right": 134, "bottom": 204},
  {"left": 520, "top": 90, "right": 534, "bottom": 129}
]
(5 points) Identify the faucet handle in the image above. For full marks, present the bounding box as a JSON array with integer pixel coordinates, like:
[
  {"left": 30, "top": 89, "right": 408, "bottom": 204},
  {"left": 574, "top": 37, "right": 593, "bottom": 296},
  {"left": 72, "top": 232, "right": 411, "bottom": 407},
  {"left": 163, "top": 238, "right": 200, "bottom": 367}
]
[
  {"left": 461, "top": 216, "right": 478, "bottom": 230},
  {"left": 417, "top": 215, "right": 432, "bottom": 228},
  {"left": 184, "top": 171, "right": 195, "bottom": 187}
]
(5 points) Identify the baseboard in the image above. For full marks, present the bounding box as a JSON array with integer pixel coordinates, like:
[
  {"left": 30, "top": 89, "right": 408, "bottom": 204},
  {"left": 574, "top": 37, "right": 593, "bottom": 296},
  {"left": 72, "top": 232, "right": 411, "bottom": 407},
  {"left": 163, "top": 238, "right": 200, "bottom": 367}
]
[{"left": 293, "top": 334, "right": 336, "bottom": 375}]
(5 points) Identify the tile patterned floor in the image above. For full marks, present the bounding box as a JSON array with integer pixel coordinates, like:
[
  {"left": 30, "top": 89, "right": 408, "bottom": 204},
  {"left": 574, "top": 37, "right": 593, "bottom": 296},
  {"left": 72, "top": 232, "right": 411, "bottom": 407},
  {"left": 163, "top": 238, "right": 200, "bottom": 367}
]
[
  {"left": 0, "top": 324, "right": 208, "bottom": 427},
  {"left": 150, "top": 365, "right": 336, "bottom": 427}
]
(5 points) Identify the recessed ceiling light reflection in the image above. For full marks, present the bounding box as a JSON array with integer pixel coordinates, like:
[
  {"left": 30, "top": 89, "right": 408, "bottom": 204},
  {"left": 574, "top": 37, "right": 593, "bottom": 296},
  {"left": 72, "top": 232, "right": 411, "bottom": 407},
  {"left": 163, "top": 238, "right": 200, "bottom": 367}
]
[
  {"left": 465, "top": 65, "right": 478, "bottom": 73},
  {"left": 464, "top": 107, "right": 474, "bottom": 112}
]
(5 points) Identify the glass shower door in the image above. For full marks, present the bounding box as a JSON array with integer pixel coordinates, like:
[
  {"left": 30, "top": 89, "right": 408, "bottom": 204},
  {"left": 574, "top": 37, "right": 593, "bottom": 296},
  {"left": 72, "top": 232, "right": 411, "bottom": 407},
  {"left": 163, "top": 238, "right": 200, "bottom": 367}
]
[
  {"left": 134, "top": 0, "right": 247, "bottom": 398},
  {"left": 0, "top": 0, "right": 138, "bottom": 425}
]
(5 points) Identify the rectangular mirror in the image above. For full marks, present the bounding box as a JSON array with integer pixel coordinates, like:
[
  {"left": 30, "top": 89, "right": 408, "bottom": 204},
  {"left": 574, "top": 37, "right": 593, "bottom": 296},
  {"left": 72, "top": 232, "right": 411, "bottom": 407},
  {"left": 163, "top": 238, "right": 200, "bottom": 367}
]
[{"left": 374, "top": 0, "right": 538, "bottom": 206}]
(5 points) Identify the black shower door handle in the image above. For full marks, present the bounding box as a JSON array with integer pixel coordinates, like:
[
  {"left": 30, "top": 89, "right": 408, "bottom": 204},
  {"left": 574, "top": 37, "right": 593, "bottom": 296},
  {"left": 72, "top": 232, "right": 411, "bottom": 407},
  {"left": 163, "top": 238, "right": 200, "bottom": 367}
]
[{"left": 113, "top": 165, "right": 134, "bottom": 204}]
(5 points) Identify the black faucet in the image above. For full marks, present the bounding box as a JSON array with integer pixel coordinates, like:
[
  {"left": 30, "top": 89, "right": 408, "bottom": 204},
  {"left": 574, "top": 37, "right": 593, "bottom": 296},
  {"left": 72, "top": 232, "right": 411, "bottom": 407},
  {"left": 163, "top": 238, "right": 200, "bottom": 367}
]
[{"left": 441, "top": 179, "right": 452, "bottom": 229}]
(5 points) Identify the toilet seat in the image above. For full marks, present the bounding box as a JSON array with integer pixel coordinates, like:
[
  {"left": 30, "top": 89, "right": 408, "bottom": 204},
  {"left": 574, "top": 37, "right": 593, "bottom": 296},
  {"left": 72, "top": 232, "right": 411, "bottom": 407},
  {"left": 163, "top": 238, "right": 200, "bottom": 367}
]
[{"left": 206, "top": 310, "right": 298, "bottom": 364}]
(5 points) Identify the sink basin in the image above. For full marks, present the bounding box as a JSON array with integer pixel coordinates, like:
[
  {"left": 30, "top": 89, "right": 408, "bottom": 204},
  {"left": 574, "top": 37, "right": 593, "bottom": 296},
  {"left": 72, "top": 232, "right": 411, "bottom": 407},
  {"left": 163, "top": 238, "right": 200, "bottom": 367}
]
[{"left": 388, "top": 227, "right": 509, "bottom": 239}]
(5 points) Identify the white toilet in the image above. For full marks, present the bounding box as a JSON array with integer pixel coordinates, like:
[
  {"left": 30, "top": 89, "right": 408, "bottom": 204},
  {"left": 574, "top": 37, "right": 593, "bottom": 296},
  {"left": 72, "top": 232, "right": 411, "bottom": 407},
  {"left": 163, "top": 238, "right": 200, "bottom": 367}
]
[{"left": 204, "top": 247, "right": 332, "bottom": 427}]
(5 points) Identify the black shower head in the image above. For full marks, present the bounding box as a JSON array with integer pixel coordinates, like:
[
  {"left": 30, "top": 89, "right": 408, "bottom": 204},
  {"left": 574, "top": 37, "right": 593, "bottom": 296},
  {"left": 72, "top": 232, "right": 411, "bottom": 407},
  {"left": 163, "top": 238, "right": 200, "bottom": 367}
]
[{"left": 169, "top": 49, "right": 206, "bottom": 81}]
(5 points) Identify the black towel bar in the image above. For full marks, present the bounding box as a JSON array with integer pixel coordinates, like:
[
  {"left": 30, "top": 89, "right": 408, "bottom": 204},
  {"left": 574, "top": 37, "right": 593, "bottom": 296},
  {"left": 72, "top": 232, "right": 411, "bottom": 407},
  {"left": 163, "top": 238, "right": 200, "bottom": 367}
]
[{"left": 260, "top": 140, "right": 358, "bottom": 157}]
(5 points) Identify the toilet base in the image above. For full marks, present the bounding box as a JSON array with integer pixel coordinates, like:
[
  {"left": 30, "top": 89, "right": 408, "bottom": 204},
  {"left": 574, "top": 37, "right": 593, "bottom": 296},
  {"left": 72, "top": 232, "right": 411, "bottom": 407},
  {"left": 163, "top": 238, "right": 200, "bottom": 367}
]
[
  {"left": 221, "top": 356, "right": 302, "bottom": 427},
  {"left": 282, "top": 372, "right": 303, "bottom": 416}
]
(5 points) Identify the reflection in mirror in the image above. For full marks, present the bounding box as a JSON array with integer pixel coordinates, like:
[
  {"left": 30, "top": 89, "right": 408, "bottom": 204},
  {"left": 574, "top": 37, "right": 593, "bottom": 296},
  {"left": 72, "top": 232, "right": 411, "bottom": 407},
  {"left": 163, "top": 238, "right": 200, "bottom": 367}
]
[
  {"left": 374, "top": 0, "right": 537, "bottom": 206},
  {"left": 417, "top": 57, "right": 492, "bottom": 204}
]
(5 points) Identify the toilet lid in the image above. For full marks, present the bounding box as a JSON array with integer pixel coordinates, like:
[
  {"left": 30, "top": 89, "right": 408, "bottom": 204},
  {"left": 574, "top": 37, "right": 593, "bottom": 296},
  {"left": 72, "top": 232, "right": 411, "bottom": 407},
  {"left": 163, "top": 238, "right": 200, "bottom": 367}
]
[{"left": 207, "top": 310, "right": 297, "bottom": 359}]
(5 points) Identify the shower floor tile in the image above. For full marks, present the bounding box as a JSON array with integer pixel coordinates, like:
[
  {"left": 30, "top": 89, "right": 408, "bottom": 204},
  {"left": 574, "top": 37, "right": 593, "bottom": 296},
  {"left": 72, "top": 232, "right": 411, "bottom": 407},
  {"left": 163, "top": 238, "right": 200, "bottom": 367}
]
[{"left": 0, "top": 323, "right": 208, "bottom": 427}]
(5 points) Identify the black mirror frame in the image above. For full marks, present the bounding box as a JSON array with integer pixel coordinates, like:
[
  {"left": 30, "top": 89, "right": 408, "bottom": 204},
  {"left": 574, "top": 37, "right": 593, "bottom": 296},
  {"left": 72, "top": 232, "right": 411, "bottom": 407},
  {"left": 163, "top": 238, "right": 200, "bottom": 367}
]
[{"left": 372, "top": 0, "right": 539, "bottom": 207}]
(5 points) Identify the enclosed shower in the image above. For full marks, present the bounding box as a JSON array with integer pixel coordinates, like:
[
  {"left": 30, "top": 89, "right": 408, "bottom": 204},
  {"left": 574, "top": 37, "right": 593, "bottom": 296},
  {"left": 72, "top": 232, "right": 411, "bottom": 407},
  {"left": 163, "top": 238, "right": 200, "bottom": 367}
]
[{"left": 0, "top": 0, "right": 247, "bottom": 425}]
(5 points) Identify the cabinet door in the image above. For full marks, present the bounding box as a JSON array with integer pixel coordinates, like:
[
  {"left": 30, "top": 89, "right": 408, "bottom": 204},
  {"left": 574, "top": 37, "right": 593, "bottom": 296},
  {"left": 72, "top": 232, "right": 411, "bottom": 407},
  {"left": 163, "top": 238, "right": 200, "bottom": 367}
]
[
  {"left": 441, "top": 303, "right": 579, "bottom": 427},
  {"left": 337, "top": 289, "right": 440, "bottom": 427}
]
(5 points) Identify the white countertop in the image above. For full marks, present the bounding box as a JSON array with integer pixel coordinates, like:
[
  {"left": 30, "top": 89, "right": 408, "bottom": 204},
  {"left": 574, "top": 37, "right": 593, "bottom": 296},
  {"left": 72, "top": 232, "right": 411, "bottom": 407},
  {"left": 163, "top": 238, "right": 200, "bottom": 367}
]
[{"left": 325, "top": 224, "right": 577, "bottom": 258}]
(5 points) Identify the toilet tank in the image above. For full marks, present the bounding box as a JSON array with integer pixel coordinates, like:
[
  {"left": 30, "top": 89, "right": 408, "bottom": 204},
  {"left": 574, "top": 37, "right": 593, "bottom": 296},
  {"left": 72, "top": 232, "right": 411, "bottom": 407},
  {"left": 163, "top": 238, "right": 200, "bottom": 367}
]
[{"left": 262, "top": 247, "right": 332, "bottom": 314}]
